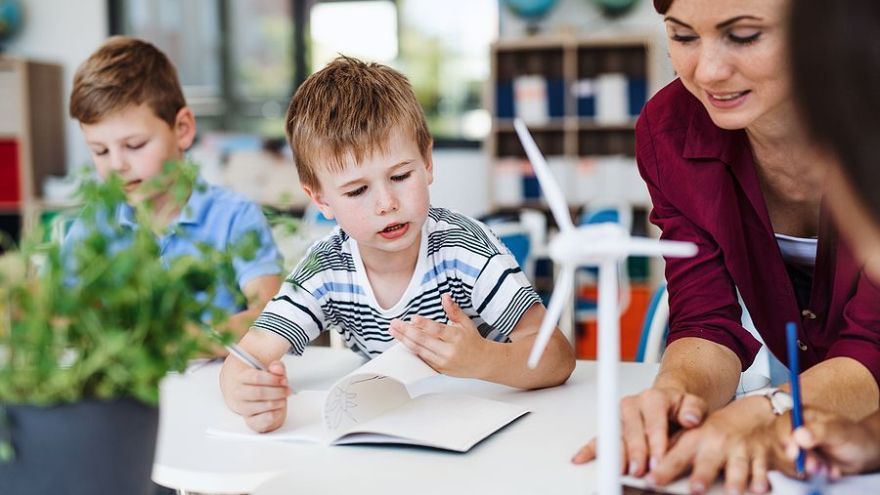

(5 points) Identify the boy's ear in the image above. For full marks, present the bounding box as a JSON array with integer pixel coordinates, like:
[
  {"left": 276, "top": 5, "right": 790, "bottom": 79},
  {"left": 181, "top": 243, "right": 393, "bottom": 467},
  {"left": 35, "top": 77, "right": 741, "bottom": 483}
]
[
  {"left": 425, "top": 139, "right": 434, "bottom": 186},
  {"left": 173, "top": 107, "right": 197, "bottom": 152},
  {"left": 302, "top": 184, "right": 335, "bottom": 220}
]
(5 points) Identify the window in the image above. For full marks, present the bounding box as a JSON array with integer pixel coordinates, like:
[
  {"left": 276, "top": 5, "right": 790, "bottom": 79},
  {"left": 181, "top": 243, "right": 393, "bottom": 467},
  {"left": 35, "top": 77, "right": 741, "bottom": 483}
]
[
  {"left": 397, "top": 0, "right": 497, "bottom": 142},
  {"left": 110, "top": 0, "right": 295, "bottom": 134},
  {"left": 310, "top": 0, "right": 498, "bottom": 144},
  {"left": 110, "top": 0, "right": 498, "bottom": 144}
]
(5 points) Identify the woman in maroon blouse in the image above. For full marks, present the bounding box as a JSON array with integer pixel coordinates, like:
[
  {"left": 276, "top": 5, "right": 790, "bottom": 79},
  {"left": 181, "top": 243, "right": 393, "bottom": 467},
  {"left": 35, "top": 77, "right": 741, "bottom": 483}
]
[{"left": 573, "top": 0, "right": 880, "bottom": 493}]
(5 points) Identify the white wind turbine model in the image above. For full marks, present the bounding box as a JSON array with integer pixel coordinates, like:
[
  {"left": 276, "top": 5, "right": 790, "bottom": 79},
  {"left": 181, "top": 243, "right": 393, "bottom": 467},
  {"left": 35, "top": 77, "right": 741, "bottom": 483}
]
[{"left": 513, "top": 118, "right": 697, "bottom": 495}]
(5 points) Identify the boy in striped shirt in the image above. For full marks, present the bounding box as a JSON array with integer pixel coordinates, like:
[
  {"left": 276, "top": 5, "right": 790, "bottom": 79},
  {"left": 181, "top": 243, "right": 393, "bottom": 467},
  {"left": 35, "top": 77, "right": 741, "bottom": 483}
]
[{"left": 220, "top": 56, "right": 575, "bottom": 433}]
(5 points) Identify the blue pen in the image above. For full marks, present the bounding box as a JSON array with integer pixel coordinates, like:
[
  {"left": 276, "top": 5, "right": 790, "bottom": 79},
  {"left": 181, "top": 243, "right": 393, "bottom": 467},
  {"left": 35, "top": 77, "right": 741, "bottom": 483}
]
[
  {"left": 786, "top": 321, "right": 806, "bottom": 476},
  {"left": 808, "top": 463, "right": 829, "bottom": 495}
]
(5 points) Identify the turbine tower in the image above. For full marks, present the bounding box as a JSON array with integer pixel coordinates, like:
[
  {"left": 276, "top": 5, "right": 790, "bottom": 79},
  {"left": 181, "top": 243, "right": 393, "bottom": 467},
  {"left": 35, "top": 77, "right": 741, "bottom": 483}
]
[{"left": 514, "top": 118, "right": 697, "bottom": 495}]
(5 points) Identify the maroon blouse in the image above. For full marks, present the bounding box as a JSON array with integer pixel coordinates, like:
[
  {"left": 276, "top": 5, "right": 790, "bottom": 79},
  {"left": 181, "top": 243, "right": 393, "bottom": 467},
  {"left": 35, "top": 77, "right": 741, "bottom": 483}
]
[{"left": 637, "top": 79, "right": 880, "bottom": 388}]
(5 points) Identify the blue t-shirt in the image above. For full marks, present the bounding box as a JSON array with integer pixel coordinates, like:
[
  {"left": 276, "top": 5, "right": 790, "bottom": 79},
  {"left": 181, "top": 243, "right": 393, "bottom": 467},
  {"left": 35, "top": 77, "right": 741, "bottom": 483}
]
[{"left": 62, "top": 178, "right": 283, "bottom": 315}]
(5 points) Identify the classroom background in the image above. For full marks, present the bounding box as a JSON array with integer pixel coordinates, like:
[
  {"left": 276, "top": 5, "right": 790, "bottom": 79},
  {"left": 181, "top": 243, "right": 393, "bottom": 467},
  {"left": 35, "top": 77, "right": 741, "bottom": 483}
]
[{"left": 0, "top": 0, "right": 682, "bottom": 362}]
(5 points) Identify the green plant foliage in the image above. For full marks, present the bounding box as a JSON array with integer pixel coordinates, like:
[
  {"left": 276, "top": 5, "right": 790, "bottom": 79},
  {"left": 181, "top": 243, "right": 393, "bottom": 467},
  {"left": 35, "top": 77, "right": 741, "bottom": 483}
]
[{"left": 0, "top": 162, "right": 248, "bottom": 407}]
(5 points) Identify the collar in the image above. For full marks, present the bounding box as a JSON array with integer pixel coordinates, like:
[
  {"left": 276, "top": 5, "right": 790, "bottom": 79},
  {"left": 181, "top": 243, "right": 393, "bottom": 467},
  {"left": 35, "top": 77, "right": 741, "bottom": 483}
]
[
  {"left": 115, "top": 175, "right": 210, "bottom": 230},
  {"left": 681, "top": 94, "right": 751, "bottom": 166}
]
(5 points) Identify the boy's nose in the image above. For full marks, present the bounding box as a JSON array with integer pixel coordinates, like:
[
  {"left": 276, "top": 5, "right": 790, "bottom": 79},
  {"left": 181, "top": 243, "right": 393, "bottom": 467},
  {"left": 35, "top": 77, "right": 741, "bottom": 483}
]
[
  {"left": 108, "top": 151, "right": 129, "bottom": 172},
  {"left": 376, "top": 188, "right": 399, "bottom": 215}
]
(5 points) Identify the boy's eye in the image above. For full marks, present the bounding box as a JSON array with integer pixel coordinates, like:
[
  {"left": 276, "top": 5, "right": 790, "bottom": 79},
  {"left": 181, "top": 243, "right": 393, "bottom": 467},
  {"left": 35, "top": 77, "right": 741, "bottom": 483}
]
[
  {"left": 93, "top": 149, "right": 109, "bottom": 156},
  {"left": 391, "top": 171, "right": 412, "bottom": 182},
  {"left": 127, "top": 142, "right": 146, "bottom": 150},
  {"left": 345, "top": 185, "right": 367, "bottom": 198}
]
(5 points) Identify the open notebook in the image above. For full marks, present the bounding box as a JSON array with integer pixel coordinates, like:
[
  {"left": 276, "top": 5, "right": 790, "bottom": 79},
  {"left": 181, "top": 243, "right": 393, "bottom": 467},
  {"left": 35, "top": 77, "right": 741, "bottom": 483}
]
[{"left": 208, "top": 344, "right": 529, "bottom": 452}]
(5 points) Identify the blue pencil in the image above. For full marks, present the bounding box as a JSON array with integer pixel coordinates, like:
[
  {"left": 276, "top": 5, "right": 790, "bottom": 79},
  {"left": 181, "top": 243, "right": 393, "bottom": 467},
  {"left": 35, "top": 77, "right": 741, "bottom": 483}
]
[{"left": 786, "top": 321, "right": 806, "bottom": 475}]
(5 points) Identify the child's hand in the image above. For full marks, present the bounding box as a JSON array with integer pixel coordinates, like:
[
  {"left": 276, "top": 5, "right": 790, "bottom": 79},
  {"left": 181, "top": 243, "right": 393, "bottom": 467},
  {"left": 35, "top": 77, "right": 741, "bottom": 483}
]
[
  {"left": 220, "top": 358, "right": 292, "bottom": 433},
  {"left": 785, "top": 407, "right": 880, "bottom": 477},
  {"left": 389, "top": 294, "right": 489, "bottom": 379}
]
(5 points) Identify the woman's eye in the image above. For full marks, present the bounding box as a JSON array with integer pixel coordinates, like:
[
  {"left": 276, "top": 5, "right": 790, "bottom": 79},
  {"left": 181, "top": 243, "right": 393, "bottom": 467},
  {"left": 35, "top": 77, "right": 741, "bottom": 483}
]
[
  {"left": 729, "top": 32, "right": 761, "bottom": 45},
  {"left": 391, "top": 171, "right": 412, "bottom": 182},
  {"left": 127, "top": 142, "right": 146, "bottom": 150},
  {"left": 345, "top": 186, "right": 367, "bottom": 197},
  {"left": 93, "top": 149, "right": 108, "bottom": 156},
  {"left": 671, "top": 33, "right": 698, "bottom": 43}
]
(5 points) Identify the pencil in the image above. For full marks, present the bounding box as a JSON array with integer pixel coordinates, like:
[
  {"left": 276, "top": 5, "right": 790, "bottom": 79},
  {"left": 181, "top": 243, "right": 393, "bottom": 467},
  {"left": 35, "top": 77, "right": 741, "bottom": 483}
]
[
  {"left": 227, "top": 343, "right": 295, "bottom": 394},
  {"left": 786, "top": 321, "right": 806, "bottom": 475}
]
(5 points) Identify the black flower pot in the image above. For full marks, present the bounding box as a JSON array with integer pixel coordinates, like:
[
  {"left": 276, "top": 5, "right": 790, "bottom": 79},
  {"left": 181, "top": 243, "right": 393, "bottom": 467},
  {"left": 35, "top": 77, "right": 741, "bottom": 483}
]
[{"left": 0, "top": 398, "right": 159, "bottom": 495}]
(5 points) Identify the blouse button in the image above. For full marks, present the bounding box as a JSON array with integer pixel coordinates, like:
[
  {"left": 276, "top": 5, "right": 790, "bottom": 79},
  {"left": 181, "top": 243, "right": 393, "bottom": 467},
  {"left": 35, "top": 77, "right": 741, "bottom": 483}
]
[
  {"left": 797, "top": 339, "right": 808, "bottom": 351},
  {"left": 801, "top": 309, "right": 817, "bottom": 320}
]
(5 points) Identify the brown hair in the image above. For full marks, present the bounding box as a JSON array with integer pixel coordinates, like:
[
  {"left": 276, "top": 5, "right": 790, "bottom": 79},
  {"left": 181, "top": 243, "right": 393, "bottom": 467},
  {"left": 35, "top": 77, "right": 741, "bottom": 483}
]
[
  {"left": 70, "top": 36, "right": 186, "bottom": 126},
  {"left": 791, "top": 0, "right": 880, "bottom": 222},
  {"left": 284, "top": 55, "right": 432, "bottom": 191},
  {"left": 654, "top": 0, "right": 673, "bottom": 14}
]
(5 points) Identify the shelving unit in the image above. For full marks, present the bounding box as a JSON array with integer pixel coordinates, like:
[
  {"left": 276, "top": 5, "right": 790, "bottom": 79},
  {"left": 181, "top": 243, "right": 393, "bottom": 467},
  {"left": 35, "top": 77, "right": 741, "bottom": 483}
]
[
  {"left": 488, "top": 34, "right": 658, "bottom": 210},
  {"left": 488, "top": 35, "right": 662, "bottom": 359},
  {"left": 0, "top": 57, "right": 67, "bottom": 248}
]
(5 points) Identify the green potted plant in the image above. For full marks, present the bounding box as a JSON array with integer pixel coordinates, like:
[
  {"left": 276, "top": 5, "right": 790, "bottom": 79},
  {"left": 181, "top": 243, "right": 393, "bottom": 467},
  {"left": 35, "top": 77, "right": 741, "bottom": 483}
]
[{"left": 0, "top": 164, "right": 252, "bottom": 494}]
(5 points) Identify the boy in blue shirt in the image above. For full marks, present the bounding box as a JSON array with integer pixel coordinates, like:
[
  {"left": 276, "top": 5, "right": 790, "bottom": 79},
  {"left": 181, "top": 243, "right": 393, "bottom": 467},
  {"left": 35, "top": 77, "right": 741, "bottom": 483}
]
[
  {"left": 221, "top": 56, "right": 575, "bottom": 433},
  {"left": 64, "top": 37, "right": 283, "bottom": 345}
]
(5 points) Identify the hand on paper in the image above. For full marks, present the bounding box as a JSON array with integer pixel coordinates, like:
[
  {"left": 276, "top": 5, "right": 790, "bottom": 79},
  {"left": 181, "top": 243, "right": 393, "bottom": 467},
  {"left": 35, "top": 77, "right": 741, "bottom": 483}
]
[
  {"left": 389, "top": 293, "right": 489, "bottom": 379},
  {"left": 646, "top": 397, "right": 794, "bottom": 495},
  {"left": 786, "top": 408, "right": 880, "bottom": 478},
  {"left": 572, "top": 385, "right": 708, "bottom": 477}
]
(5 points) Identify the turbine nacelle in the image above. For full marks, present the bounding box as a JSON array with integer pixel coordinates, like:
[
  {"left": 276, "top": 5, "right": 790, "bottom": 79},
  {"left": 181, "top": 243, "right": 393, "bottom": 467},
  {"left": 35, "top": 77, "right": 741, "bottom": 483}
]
[{"left": 547, "top": 223, "right": 697, "bottom": 264}]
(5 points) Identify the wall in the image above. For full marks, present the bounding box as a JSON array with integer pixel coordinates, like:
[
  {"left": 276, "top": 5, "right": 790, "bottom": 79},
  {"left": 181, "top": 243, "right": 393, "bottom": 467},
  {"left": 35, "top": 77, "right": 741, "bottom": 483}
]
[
  {"left": 431, "top": 148, "right": 490, "bottom": 218},
  {"left": 5, "top": 0, "right": 109, "bottom": 175}
]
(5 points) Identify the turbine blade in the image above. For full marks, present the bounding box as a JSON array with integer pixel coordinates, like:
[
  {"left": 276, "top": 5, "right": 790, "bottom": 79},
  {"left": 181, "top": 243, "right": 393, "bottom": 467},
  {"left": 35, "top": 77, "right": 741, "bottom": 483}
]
[
  {"left": 513, "top": 118, "right": 574, "bottom": 232},
  {"left": 619, "top": 237, "right": 698, "bottom": 258},
  {"left": 528, "top": 265, "right": 574, "bottom": 368}
]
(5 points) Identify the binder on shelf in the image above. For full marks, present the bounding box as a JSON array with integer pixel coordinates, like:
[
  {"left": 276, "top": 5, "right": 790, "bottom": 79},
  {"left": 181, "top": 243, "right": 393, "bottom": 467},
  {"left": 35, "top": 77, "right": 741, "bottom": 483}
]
[
  {"left": 513, "top": 75, "right": 549, "bottom": 125},
  {"left": 596, "top": 73, "right": 629, "bottom": 125},
  {"left": 496, "top": 81, "right": 515, "bottom": 119},
  {"left": 493, "top": 159, "right": 525, "bottom": 207},
  {"left": 573, "top": 78, "right": 596, "bottom": 118}
]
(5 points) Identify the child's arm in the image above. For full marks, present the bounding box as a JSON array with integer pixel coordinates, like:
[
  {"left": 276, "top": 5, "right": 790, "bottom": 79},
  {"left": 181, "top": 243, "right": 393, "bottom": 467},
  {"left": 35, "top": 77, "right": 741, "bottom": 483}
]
[
  {"left": 389, "top": 294, "right": 575, "bottom": 389},
  {"left": 223, "top": 274, "right": 283, "bottom": 339},
  {"left": 219, "top": 328, "right": 292, "bottom": 433}
]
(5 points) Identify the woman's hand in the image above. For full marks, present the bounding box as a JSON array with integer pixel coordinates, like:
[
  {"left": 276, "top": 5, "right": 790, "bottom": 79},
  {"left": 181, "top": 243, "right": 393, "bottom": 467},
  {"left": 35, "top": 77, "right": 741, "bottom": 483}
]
[
  {"left": 647, "top": 396, "right": 794, "bottom": 494},
  {"left": 572, "top": 386, "right": 709, "bottom": 478},
  {"left": 786, "top": 408, "right": 880, "bottom": 477}
]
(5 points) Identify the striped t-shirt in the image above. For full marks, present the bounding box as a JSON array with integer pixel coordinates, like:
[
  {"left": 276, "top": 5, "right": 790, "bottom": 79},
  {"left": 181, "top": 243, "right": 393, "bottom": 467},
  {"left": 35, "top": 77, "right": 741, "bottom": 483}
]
[{"left": 253, "top": 207, "right": 542, "bottom": 358}]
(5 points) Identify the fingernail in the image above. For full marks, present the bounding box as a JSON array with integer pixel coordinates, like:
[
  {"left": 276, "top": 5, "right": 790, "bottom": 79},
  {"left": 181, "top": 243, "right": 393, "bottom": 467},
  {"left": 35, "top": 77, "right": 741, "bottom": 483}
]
[
  {"left": 752, "top": 481, "right": 767, "bottom": 493},
  {"left": 683, "top": 413, "right": 700, "bottom": 426},
  {"left": 649, "top": 456, "right": 659, "bottom": 471},
  {"left": 644, "top": 475, "right": 656, "bottom": 487},
  {"left": 629, "top": 461, "right": 638, "bottom": 475},
  {"left": 691, "top": 481, "right": 706, "bottom": 494},
  {"left": 725, "top": 488, "right": 741, "bottom": 495}
]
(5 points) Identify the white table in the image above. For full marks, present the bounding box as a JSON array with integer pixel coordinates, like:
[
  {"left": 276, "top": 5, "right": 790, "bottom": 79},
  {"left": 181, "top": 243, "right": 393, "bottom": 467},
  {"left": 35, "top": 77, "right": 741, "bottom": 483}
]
[{"left": 154, "top": 347, "right": 661, "bottom": 494}]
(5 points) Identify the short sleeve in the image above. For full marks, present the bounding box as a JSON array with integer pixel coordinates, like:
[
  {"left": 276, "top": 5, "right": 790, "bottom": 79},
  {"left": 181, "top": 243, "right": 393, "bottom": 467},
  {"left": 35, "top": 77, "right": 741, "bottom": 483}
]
[
  {"left": 230, "top": 202, "right": 283, "bottom": 289},
  {"left": 470, "top": 228, "right": 542, "bottom": 340},
  {"left": 251, "top": 249, "right": 326, "bottom": 355}
]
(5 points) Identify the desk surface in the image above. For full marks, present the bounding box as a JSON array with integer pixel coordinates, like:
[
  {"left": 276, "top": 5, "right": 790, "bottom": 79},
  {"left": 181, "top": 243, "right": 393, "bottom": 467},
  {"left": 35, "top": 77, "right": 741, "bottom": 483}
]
[{"left": 154, "top": 347, "right": 660, "bottom": 494}]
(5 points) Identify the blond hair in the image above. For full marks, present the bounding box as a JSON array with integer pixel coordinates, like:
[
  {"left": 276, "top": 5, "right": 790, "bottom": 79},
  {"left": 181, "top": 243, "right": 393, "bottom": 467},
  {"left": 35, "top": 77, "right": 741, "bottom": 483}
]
[
  {"left": 70, "top": 36, "right": 186, "bottom": 126},
  {"left": 284, "top": 56, "right": 432, "bottom": 190}
]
